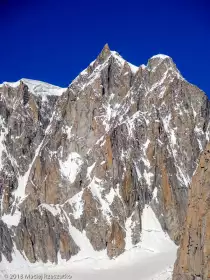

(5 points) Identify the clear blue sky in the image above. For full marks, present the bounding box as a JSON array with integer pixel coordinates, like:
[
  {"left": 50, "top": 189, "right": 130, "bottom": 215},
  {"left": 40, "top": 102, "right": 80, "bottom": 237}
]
[{"left": 0, "top": 0, "right": 210, "bottom": 94}]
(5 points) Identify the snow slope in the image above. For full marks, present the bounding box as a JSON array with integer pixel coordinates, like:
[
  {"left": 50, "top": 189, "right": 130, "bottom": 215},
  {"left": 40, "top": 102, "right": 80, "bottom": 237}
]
[
  {"left": 0, "top": 248, "right": 176, "bottom": 280},
  {"left": 0, "top": 78, "right": 66, "bottom": 96},
  {"left": 0, "top": 205, "right": 177, "bottom": 280}
]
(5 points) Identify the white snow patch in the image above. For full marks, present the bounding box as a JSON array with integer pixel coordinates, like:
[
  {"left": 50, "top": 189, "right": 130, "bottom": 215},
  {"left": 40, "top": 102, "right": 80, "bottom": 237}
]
[
  {"left": 124, "top": 111, "right": 145, "bottom": 138},
  {"left": 134, "top": 162, "right": 142, "bottom": 181},
  {"left": 162, "top": 113, "right": 171, "bottom": 133},
  {"left": 176, "top": 165, "right": 190, "bottom": 187},
  {"left": 59, "top": 152, "right": 83, "bottom": 184},
  {"left": 128, "top": 63, "right": 139, "bottom": 74},
  {"left": 192, "top": 106, "right": 197, "bottom": 118},
  {"left": 143, "top": 139, "right": 150, "bottom": 150},
  {"left": 141, "top": 205, "right": 176, "bottom": 253},
  {"left": 62, "top": 125, "right": 72, "bottom": 140},
  {"left": 123, "top": 72, "right": 129, "bottom": 76},
  {"left": 1, "top": 210, "right": 21, "bottom": 227},
  {"left": 194, "top": 125, "right": 204, "bottom": 135},
  {"left": 125, "top": 215, "right": 133, "bottom": 250},
  {"left": 102, "top": 100, "right": 120, "bottom": 132},
  {"left": 142, "top": 158, "right": 151, "bottom": 168},
  {"left": 22, "top": 78, "right": 66, "bottom": 96},
  {"left": 150, "top": 54, "right": 170, "bottom": 60},
  {"left": 158, "top": 139, "right": 163, "bottom": 145},
  {"left": 170, "top": 129, "right": 176, "bottom": 146},
  {"left": 87, "top": 162, "right": 96, "bottom": 180},
  {"left": 0, "top": 81, "right": 20, "bottom": 88},
  {"left": 143, "top": 170, "right": 153, "bottom": 187},
  {"left": 1, "top": 79, "right": 66, "bottom": 96},
  {"left": 65, "top": 191, "right": 84, "bottom": 219},
  {"left": 80, "top": 69, "right": 88, "bottom": 76},
  {"left": 90, "top": 60, "right": 96, "bottom": 67},
  {"left": 95, "top": 135, "right": 105, "bottom": 146},
  {"left": 100, "top": 139, "right": 106, "bottom": 147},
  {"left": 39, "top": 204, "right": 61, "bottom": 217},
  {"left": 105, "top": 188, "right": 116, "bottom": 205},
  {"left": 88, "top": 177, "right": 112, "bottom": 222},
  {"left": 206, "top": 123, "right": 210, "bottom": 141},
  {"left": 153, "top": 187, "right": 158, "bottom": 202},
  {"left": 197, "top": 138, "right": 203, "bottom": 151}
]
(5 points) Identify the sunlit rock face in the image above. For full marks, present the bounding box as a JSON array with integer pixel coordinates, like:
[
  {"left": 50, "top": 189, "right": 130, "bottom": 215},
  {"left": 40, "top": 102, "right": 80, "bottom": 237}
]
[
  {"left": 0, "top": 44, "right": 210, "bottom": 264},
  {"left": 173, "top": 143, "right": 210, "bottom": 280}
]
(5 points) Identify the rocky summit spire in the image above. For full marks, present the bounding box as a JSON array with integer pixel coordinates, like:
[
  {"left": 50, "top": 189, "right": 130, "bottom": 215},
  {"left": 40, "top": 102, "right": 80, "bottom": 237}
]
[
  {"left": 95, "top": 43, "right": 111, "bottom": 66},
  {"left": 100, "top": 43, "right": 111, "bottom": 57}
]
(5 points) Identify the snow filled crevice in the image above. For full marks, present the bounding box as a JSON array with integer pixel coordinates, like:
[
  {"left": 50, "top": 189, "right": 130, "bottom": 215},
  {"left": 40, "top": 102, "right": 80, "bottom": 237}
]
[
  {"left": 88, "top": 177, "right": 112, "bottom": 223},
  {"left": 161, "top": 112, "right": 191, "bottom": 188},
  {"left": 65, "top": 191, "right": 84, "bottom": 219},
  {"left": 86, "top": 162, "right": 96, "bottom": 180}
]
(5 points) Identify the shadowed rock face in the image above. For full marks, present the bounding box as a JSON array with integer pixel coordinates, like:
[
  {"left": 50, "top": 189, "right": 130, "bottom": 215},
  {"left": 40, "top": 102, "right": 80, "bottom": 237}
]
[
  {"left": 173, "top": 143, "right": 210, "bottom": 280},
  {"left": 0, "top": 45, "right": 210, "bottom": 264}
]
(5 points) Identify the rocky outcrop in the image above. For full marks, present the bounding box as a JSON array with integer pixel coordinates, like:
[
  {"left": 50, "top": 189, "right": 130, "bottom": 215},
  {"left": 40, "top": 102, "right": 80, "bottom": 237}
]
[
  {"left": 0, "top": 45, "right": 210, "bottom": 264},
  {"left": 0, "top": 221, "right": 13, "bottom": 262},
  {"left": 14, "top": 208, "right": 79, "bottom": 263},
  {"left": 173, "top": 143, "right": 210, "bottom": 280}
]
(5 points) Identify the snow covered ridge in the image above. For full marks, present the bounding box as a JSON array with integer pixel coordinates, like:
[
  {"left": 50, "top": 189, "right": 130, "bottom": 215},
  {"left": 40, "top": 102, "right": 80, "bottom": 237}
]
[
  {"left": 73, "top": 46, "right": 183, "bottom": 90},
  {"left": 78, "top": 50, "right": 140, "bottom": 82},
  {"left": 150, "top": 54, "right": 171, "bottom": 60},
  {"left": 110, "top": 51, "right": 139, "bottom": 73},
  {"left": 0, "top": 51, "right": 176, "bottom": 97},
  {"left": 0, "top": 78, "right": 67, "bottom": 96}
]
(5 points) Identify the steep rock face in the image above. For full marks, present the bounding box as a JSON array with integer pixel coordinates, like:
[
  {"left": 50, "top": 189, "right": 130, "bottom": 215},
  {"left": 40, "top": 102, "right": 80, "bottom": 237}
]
[
  {"left": 15, "top": 208, "right": 79, "bottom": 263},
  {"left": 0, "top": 45, "right": 210, "bottom": 263},
  {"left": 0, "top": 80, "right": 61, "bottom": 214},
  {"left": 173, "top": 143, "right": 210, "bottom": 280}
]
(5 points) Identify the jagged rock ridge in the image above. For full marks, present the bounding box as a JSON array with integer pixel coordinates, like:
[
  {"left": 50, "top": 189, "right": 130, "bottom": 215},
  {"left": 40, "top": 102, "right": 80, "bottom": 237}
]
[{"left": 0, "top": 44, "right": 210, "bottom": 265}]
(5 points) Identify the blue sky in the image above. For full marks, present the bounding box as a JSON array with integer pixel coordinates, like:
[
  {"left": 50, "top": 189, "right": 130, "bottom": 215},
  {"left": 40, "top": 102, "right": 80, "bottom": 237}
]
[{"left": 0, "top": 0, "right": 210, "bottom": 94}]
